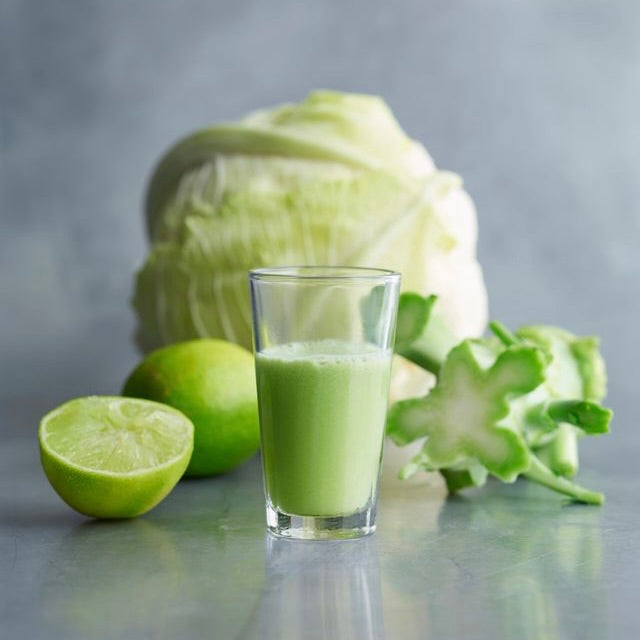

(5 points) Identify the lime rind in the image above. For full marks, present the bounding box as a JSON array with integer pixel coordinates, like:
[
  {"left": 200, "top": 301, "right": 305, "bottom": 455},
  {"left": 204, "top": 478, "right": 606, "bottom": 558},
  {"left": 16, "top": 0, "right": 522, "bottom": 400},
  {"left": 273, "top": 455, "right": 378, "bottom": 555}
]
[{"left": 39, "top": 396, "right": 194, "bottom": 518}]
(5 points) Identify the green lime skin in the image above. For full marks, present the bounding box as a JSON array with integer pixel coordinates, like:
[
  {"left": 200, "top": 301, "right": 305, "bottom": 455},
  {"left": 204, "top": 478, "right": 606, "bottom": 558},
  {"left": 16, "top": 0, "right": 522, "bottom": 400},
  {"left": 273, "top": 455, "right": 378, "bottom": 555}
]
[
  {"left": 123, "top": 339, "right": 260, "bottom": 476},
  {"left": 39, "top": 396, "right": 194, "bottom": 519}
]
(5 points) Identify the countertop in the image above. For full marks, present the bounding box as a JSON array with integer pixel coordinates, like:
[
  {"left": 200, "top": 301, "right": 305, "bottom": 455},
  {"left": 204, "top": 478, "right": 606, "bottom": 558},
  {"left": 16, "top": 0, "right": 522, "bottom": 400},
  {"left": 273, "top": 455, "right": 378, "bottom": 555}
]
[{"left": 2, "top": 431, "right": 639, "bottom": 640}]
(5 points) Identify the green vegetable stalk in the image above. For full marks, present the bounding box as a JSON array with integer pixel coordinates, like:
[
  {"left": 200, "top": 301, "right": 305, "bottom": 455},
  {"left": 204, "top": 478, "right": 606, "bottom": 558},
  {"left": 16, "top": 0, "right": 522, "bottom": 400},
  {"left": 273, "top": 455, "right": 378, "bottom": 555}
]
[{"left": 388, "top": 293, "right": 613, "bottom": 504}]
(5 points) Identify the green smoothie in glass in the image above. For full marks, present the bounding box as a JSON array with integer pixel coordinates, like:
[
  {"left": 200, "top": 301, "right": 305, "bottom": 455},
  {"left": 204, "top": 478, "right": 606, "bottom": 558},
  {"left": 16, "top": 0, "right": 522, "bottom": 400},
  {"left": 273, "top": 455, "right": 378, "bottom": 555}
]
[
  {"left": 256, "top": 339, "right": 392, "bottom": 517},
  {"left": 249, "top": 265, "right": 400, "bottom": 539}
]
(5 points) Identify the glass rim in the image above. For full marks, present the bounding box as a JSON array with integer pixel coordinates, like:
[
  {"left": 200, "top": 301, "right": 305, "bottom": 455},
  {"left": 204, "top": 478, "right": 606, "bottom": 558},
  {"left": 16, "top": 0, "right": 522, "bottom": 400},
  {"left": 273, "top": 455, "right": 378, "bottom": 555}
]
[{"left": 248, "top": 265, "right": 401, "bottom": 283}]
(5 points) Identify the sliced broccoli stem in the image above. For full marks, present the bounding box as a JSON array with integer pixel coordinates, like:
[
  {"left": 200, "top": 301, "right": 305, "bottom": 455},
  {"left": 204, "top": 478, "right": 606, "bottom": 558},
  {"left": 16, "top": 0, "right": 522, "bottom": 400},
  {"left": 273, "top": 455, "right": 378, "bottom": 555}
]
[
  {"left": 523, "top": 454, "right": 603, "bottom": 505},
  {"left": 394, "top": 293, "right": 437, "bottom": 346},
  {"left": 440, "top": 465, "right": 488, "bottom": 492},
  {"left": 441, "top": 469, "right": 476, "bottom": 493},
  {"left": 536, "top": 424, "right": 579, "bottom": 478},
  {"left": 535, "top": 400, "right": 612, "bottom": 478},
  {"left": 394, "top": 294, "right": 458, "bottom": 375},
  {"left": 546, "top": 400, "right": 612, "bottom": 434},
  {"left": 489, "top": 321, "right": 519, "bottom": 347},
  {"left": 400, "top": 315, "right": 457, "bottom": 374},
  {"left": 390, "top": 296, "right": 610, "bottom": 505}
]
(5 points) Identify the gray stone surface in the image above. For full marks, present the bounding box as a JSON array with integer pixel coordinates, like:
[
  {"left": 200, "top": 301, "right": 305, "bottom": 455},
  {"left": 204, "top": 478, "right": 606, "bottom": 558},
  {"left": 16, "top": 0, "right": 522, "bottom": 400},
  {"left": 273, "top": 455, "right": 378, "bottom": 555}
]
[
  {"left": 2, "top": 443, "right": 639, "bottom": 639},
  {"left": 2, "top": 1, "right": 639, "bottom": 638}
]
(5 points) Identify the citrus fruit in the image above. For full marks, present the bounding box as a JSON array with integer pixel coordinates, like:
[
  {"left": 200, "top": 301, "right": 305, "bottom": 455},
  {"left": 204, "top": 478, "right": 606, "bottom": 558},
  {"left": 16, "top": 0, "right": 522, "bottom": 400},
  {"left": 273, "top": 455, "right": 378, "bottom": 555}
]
[
  {"left": 122, "top": 339, "right": 259, "bottom": 476},
  {"left": 39, "top": 396, "right": 194, "bottom": 518}
]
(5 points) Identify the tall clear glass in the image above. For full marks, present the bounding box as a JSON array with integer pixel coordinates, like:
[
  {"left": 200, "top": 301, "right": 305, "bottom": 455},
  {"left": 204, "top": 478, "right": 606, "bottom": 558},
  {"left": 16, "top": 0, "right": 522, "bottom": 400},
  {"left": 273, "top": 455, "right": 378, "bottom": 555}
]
[{"left": 249, "top": 266, "right": 401, "bottom": 540}]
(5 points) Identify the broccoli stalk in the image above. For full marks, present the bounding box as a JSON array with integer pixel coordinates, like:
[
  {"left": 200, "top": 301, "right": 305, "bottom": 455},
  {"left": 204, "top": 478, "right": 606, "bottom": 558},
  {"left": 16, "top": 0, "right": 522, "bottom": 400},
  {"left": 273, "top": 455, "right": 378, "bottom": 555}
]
[
  {"left": 537, "top": 424, "right": 578, "bottom": 477},
  {"left": 394, "top": 293, "right": 458, "bottom": 375},
  {"left": 493, "top": 322, "right": 609, "bottom": 477},
  {"left": 388, "top": 293, "right": 613, "bottom": 504},
  {"left": 524, "top": 455, "right": 603, "bottom": 505}
]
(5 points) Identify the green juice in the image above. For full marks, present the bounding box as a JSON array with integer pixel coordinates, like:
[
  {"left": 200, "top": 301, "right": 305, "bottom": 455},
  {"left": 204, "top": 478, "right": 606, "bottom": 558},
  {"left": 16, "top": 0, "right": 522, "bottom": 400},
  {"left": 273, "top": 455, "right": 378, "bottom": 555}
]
[{"left": 255, "top": 339, "right": 392, "bottom": 517}]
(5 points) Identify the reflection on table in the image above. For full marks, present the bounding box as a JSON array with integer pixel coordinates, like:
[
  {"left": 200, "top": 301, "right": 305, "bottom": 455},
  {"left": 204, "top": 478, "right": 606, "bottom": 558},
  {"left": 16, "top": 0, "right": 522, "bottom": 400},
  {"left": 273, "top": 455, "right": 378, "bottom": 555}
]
[{"left": 241, "top": 534, "right": 385, "bottom": 640}]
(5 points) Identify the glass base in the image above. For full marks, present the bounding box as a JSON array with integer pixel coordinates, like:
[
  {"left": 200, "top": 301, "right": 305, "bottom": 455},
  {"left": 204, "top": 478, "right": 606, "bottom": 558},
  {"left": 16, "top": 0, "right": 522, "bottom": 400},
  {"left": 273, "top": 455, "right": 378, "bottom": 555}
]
[{"left": 266, "top": 502, "right": 376, "bottom": 540}]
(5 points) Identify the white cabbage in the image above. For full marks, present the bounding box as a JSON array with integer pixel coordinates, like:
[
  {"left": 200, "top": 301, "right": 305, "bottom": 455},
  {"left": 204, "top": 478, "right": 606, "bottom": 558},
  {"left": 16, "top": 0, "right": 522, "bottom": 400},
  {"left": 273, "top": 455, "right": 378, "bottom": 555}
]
[{"left": 134, "top": 91, "right": 488, "bottom": 355}]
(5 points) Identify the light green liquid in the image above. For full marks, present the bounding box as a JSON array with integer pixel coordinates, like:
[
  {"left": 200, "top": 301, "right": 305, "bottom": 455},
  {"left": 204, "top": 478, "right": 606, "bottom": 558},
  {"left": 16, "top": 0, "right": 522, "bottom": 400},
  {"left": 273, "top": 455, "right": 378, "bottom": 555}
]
[{"left": 256, "top": 340, "right": 392, "bottom": 517}]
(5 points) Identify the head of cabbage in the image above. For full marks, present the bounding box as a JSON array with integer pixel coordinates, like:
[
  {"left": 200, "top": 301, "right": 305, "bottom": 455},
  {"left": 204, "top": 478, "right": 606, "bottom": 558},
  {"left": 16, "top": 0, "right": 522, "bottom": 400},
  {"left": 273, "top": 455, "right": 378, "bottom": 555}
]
[{"left": 134, "top": 90, "right": 487, "bottom": 357}]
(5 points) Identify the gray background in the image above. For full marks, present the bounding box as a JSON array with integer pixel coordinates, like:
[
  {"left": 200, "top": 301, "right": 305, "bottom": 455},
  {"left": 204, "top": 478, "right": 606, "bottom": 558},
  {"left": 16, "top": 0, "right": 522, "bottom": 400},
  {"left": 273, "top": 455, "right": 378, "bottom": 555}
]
[
  {"left": 3, "top": 0, "right": 638, "bottom": 446},
  {"left": 2, "top": 1, "right": 639, "bottom": 638}
]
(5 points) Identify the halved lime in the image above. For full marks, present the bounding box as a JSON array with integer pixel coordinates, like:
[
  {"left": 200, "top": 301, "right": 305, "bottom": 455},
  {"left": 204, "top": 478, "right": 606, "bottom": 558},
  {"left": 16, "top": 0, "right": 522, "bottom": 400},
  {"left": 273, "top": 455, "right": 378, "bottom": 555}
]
[{"left": 39, "top": 396, "right": 194, "bottom": 518}]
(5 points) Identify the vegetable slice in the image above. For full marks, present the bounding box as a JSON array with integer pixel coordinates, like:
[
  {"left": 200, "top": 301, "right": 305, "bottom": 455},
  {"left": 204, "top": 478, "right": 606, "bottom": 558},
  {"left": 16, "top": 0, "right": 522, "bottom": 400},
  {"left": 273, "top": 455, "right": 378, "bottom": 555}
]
[{"left": 388, "top": 293, "right": 613, "bottom": 504}]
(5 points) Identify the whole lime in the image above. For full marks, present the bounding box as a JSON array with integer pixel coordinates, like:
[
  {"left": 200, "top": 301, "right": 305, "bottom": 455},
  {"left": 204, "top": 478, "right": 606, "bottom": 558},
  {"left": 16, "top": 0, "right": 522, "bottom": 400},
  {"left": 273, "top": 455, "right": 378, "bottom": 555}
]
[{"left": 123, "top": 339, "right": 259, "bottom": 476}]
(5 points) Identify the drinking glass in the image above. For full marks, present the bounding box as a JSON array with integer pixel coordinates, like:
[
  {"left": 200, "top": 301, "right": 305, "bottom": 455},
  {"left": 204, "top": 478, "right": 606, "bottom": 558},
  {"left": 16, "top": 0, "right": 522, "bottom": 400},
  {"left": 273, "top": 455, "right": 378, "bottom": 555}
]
[{"left": 249, "top": 266, "right": 400, "bottom": 540}]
